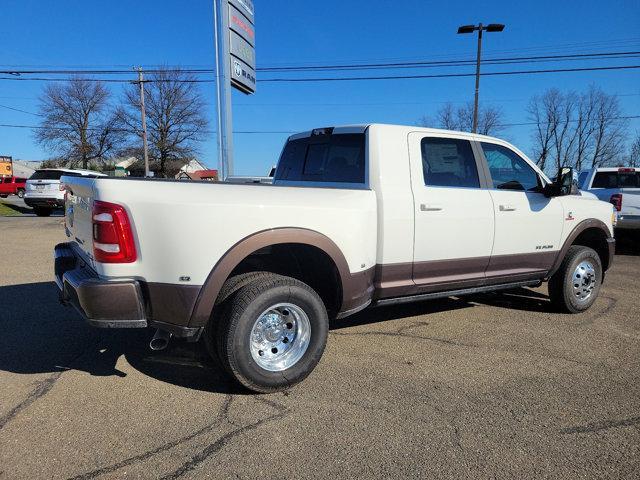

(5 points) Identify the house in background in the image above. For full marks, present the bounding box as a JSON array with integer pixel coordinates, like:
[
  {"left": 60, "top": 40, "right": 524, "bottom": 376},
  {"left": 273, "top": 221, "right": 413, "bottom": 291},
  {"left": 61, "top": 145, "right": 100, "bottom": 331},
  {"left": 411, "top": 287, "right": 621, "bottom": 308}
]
[
  {"left": 114, "top": 157, "right": 138, "bottom": 176},
  {"left": 176, "top": 169, "right": 219, "bottom": 181},
  {"left": 178, "top": 159, "right": 208, "bottom": 175}
]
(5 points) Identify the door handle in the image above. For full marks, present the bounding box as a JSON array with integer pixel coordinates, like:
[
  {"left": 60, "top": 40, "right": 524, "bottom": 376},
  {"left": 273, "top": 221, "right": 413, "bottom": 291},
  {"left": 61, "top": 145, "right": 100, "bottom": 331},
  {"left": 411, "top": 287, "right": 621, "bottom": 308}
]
[
  {"left": 499, "top": 204, "right": 516, "bottom": 212},
  {"left": 420, "top": 204, "right": 443, "bottom": 212}
]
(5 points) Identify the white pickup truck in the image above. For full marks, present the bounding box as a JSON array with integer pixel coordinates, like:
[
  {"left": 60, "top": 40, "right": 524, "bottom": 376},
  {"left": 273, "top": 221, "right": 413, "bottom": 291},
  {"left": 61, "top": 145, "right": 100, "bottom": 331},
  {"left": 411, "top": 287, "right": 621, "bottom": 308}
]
[
  {"left": 579, "top": 167, "right": 640, "bottom": 230},
  {"left": 55, "top": 124, "right": 616, "bottom": 392}
]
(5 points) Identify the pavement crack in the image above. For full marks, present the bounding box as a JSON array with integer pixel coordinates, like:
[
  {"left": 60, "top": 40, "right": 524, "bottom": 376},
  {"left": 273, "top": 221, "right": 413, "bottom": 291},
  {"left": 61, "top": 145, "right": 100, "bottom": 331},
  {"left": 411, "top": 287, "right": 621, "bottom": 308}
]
[
  {"left": 159, "top": 397, "right": 290, "bottom": 480},
  {"left": 330, "top": 329, "right": 474, "bottom": 347},
  {"left": 0, "top": 371, "right": 62, "bottom": 432},
  {"left": 67, "top": 395, "right": 234, "bottom": 480},
  {"left": 560, "top": 415, "right": 640, "bottom": 434}
]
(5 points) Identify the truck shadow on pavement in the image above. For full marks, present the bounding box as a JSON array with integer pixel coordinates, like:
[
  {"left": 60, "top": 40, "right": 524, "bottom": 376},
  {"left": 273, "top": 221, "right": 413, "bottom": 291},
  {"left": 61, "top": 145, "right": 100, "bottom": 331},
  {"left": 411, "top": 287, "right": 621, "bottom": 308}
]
[
  {"left": 332, "top": 287, "right": 553, "bottom": 331},
  {"left": 1, "top": 281, "right": 561, "bottom": 394},
  {"left": 0, "top": 281, "right": 243, "bottom": 395},
  {"left": 614, "top": 231, "right": 640, "bottom": 256}
]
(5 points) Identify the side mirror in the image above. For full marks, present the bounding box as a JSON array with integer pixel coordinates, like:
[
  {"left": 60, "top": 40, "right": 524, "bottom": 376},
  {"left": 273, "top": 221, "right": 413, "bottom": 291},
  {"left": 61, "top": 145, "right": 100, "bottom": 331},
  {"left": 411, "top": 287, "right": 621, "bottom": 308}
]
[{"left": 544, "top": 166, "right": 574, "bottom": 197}]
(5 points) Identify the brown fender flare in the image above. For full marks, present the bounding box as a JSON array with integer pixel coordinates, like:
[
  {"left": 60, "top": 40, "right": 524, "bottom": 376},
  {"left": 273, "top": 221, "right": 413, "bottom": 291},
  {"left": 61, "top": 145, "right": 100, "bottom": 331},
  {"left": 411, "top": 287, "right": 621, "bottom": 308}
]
[
  {"left": 188, "top": 228, "right": 374, "bottom": 327},
  {"left": 548, "top": 218, "right": 614, "bottom": 277}
]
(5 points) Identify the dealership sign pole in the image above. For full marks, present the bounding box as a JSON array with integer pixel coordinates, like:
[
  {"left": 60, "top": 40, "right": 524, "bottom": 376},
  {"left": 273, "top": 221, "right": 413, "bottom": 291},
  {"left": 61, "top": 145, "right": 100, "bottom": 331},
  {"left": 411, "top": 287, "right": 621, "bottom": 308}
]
[{"left": 213, "top": 0, "right": 256, "bottom": 180}]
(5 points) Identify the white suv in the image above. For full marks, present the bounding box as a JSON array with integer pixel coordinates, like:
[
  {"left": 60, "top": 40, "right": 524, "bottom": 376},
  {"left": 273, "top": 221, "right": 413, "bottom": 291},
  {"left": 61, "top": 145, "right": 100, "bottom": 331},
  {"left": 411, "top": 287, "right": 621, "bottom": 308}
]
[{"left": 24, "top": 168, "right": 105, "bottom": 217}]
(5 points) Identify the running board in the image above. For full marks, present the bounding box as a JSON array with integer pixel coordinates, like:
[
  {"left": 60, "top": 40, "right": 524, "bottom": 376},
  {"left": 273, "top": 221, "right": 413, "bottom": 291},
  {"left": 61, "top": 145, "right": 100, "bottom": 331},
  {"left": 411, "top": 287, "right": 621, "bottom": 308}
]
[{"left": 373, "top": 279, "right": 542, "bottom": 307}]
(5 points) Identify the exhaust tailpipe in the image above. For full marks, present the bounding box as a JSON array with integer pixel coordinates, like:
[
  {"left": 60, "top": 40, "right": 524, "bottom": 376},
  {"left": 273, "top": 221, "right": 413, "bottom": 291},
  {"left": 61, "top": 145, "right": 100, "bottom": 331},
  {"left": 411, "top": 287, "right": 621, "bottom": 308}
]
[{"left": 150, "top": 329, "right": 172, "bottom": 351}]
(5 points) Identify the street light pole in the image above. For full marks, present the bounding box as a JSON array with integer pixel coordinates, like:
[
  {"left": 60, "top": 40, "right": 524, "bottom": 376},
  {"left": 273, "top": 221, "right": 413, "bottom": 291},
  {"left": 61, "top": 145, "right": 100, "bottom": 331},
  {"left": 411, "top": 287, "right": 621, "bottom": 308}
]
[
  {"left": 457, "top": 23, "right": 505, "bottom": 134},
  {"left": 472, "top": 24, "right": 483, "bottom": 134}
]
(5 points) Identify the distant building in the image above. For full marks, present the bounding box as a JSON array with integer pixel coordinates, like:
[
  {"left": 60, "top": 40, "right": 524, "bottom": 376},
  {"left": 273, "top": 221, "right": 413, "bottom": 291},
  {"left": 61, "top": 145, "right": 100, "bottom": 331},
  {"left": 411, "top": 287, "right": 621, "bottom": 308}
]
[
  {"left": 8, "top": 160, "right": 42, "bottom": 178},
  {"left": 177, "top": 159, "right": 208, "bottom": 175},
  {"left": 176, "top": 169, "right": 219, "bottom": 181}
]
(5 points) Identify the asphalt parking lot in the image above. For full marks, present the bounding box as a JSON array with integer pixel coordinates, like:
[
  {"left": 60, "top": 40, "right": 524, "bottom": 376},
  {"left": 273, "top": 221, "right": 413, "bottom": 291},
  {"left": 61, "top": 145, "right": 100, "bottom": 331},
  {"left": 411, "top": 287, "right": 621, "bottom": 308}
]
[{"left": 1, "top": 216, "right": 639, "bottom": 479}]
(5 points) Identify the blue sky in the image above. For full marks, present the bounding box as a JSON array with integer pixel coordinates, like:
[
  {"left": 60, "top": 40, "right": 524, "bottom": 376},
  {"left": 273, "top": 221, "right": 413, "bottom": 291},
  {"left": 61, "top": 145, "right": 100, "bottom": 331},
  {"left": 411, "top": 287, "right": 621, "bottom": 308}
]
[{"left": 1, "top": 0, "right": 639, "bottom": 175}]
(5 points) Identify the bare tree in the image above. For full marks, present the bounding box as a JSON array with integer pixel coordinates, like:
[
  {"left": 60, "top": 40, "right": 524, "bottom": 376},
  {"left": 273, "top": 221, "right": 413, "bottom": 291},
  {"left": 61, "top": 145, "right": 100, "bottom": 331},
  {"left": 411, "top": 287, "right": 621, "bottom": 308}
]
[
  {"left": 116, "top": 68, "right": 208, "bottom": 177},
  {"left": 589, "top": 88, "right": 628, "bottom": 167},
  {"left": 629, "top": 133, "right": 640, "bottom": 168},
  {"left": 35, "top": 77, "right": 122, "bottom": 169},
  {"left": 527, "top": 91, "right": 558, "bottom": 170},
  {"left": 528, "top": 86, "right": 629, "bottom": 172},
  {"left": 419, "top": 101, "right": 505, "bottom": 136}
]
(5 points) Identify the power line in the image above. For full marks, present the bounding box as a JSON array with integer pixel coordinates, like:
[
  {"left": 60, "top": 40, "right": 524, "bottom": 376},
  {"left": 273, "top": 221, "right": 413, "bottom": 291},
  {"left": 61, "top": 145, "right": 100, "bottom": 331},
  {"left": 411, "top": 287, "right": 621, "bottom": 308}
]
[
  {"left": 258, "top": 65, "right": 640, "bottom": 83},
  {"left": 257, "top": 51, "right": 640, "bottom": 72},
  {"left": 0, "top": 123, "right": 294, "bottom": 134},
  {"left": 497, "top": 115, "right": 640, "bottom": 128},
  {"left": 1, "top": 37, "right": 638, "bottom": 70},
  {"left": 1, "top": 64, "right": 638, "bottom": 84},
  {"left": 0, "top": 104, "right": 41, "bottom": 116},
  {"left": 1, "top": 116, "right": 638, "bottom": 133},
  {"left": 0, "top": 50, "right": 638, "bottom": 77}
]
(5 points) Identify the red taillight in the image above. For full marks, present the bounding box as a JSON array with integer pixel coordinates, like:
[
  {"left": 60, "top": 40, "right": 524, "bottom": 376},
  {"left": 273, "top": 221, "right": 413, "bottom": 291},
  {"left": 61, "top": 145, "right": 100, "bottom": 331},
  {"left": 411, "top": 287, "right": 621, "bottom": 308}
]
[
  {"left": 92, "top": 201, "right": 137, "bottom": 263},
  {"left": 610, "top": 193, "right": 623, "bottom": 212}
]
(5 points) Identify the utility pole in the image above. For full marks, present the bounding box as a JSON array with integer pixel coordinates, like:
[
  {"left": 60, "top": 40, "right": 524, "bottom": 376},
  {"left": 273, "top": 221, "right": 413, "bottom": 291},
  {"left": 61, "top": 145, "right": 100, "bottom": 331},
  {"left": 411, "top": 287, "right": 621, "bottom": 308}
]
[
  {"left": 457, "top": 23, "right": 505, "bottom": 133},
  {"left": 135, "top": 66, "right": 151, "bottom": 177}
]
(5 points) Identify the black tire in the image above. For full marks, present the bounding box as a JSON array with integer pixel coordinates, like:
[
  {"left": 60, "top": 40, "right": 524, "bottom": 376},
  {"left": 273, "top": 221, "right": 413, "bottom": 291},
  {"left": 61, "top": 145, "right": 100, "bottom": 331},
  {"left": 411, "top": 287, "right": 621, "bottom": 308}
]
[
  {"left": 214, "top": 271, "right": 275, "bottom": 306},
  {"left": 548, "top": 245, "right": 602, "bottom": 313},
  {"left": 17, "top": 189, "right": 25, "bottom": 198},
  {"left": 203, "top": 271, "right": 276, "bottom": 365},
  {"left": 33, "top": 206, "right": 52, "bottom": 217},
  {"left": 211, "top": 274, "right": 329, "bottom": 393}
]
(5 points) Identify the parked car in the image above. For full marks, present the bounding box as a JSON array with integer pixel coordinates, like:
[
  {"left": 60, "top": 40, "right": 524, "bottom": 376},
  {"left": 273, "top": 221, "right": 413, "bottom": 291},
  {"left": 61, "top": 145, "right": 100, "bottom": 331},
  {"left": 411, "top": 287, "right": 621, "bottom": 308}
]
[
  {"left": 579, "top": 167, "right": 640, "bottom": 230},
  {"left": 0, "top": 176, "right": 27, "bottom": 198},
  {"left": 55, "top": 124, "right": 616, "bottom": 392},
  {"left": 24, "top": 168, "right": 105, "bottom": 216}
]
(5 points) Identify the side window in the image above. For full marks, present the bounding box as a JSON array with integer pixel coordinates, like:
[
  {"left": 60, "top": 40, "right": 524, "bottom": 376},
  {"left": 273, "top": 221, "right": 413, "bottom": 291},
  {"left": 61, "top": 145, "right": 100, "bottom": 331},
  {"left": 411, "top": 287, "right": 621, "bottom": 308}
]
[
  {"left": 420, "top": 137, "right": 480, "bottom": 188},
  {"left": 481, "top": 142, "right": 540, "bottom": 192}
]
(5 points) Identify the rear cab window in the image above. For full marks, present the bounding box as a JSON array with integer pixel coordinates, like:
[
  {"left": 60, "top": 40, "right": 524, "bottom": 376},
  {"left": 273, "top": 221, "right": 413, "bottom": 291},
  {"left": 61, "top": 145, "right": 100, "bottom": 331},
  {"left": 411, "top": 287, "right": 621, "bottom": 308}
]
[
  {"left": 274, "top": 130, "right": 366, "bottom": 186},
  {"left": 592, "top": 171, "right": 640, "bottom": 188}
]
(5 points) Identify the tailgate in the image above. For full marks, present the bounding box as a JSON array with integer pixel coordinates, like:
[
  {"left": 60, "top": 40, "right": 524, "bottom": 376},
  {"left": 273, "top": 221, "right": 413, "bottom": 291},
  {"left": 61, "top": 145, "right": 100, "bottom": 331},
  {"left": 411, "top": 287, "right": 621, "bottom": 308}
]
[
  {"left": 620, "top": 189, "right": 640, "bottom": 217},
  {"left": 63, "top": 175, "right": 96, "bottom": 267}
]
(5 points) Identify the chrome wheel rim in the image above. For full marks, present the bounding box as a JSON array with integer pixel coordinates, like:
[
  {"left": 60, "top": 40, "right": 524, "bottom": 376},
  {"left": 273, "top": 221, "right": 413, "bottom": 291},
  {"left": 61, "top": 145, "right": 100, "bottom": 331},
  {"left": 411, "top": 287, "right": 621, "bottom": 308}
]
[
  {"left": 572, "top": 260, "right": 596, "bottom": 301},
  {"left": 249, "top": 303, "right": 311, "bottom": 372}
]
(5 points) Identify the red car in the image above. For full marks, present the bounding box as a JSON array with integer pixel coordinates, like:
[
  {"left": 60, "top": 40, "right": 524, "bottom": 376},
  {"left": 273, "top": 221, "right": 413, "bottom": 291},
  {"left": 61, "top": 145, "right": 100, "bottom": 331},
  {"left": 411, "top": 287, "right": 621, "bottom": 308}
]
[{"left": 0, "top": 176, "right": 27, "bottom": 198}]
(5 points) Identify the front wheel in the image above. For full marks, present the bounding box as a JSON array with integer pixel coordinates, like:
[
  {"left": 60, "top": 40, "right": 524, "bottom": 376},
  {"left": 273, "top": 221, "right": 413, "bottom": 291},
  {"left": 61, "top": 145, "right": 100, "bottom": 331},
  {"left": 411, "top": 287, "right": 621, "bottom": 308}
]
[
  {"left": 211, "top": 274, "right": 329, "bottom": 393},
  {"left": 548, "top": 245, "right": 602, "bottom": 313}
]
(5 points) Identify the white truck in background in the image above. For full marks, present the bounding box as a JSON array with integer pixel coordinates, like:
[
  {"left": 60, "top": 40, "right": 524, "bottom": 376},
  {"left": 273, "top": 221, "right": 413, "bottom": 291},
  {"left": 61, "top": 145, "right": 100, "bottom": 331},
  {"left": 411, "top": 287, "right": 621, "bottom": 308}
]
[
  {"left": 579, "top": 167, "right": 640, "bottom": 230},
  {"left": 55, "top": 124, "right": 616, "bottom": 393}
]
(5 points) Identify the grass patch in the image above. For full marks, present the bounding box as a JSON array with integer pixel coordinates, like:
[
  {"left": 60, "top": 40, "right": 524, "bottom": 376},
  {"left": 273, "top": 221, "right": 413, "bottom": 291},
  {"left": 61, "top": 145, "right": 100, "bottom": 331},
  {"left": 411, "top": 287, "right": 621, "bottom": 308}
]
[{"left": 0, "top": 201, "right": 28, "bottom": 216}]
